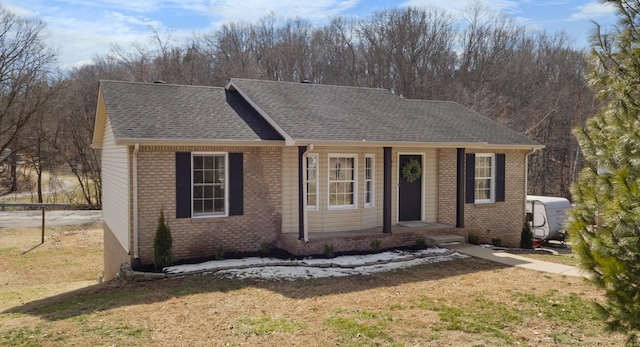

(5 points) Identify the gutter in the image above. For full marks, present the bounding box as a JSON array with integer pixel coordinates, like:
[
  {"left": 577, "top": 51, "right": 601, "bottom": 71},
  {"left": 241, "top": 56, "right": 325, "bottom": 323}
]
[{"left": 133, "top": 143, "right": 140, "bottom": 261}]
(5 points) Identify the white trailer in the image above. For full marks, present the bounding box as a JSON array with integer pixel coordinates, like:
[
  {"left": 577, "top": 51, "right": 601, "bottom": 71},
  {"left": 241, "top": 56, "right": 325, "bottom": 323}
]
[{"left": 526, "top": 195, "right": 572, "bottom": 242}]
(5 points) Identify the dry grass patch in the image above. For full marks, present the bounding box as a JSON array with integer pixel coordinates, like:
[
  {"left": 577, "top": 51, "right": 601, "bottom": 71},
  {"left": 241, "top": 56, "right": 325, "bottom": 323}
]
[
  {"left": 0, "top": 224, "right": 626, "bottom": 346},
  {"left": 0, "top": 224, "right": 103, "bottom": 311}
]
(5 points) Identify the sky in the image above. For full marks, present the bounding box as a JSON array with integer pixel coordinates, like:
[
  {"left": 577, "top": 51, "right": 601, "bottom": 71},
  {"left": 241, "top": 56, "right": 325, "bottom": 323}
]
[{"left": 3, "top": 0, "right": 619, "bottom": 69}]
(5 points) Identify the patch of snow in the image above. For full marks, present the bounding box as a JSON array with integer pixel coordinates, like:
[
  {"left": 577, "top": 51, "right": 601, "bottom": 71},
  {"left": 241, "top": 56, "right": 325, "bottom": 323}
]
[{"left": 163, "top": 248, "right": 469, "bottom": 280}]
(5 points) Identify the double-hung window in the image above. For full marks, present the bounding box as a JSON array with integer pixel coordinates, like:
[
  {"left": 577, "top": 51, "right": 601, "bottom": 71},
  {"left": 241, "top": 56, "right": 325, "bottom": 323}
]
[
  {"left": 474, "top": 153, "right": 494, "bottom": 203},
  {"left": 328, "top": 154, "right": 357, "bottom": 209},
  {"left": 192, "top": 153, "right": 227, "bottom": 216},
  {"left": 364, "top": 154, "right": 374, "bottom": 208},
  {"left": 306, "top": 154, "right": 318, "bottom": 209}
]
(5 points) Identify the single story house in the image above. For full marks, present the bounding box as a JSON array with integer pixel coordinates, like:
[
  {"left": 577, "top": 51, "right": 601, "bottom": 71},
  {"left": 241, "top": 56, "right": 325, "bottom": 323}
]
[{"left": 92, "top": 78, "right": 543, "bottom": 280}]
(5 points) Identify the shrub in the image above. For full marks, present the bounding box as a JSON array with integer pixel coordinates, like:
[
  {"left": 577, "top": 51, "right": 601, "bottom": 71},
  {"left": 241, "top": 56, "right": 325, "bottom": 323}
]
[
  {"left": 520, "top": 222, "right": 534, "bottom": 249},
  {"left": 370, "top": 239, "right": 382, "bottom": 251},
  {"left": 491, "top": 238, "right": 502, "bottom": 247},
  {"left": 215, "top": 245, "right": 225, "bottom": 260},
  {"left": 468, "top": 233, "right": 479, "bottom": 245},
  {"left": 260, "top": 242, "right": 272, "bottom": 254},
  {"left": 323, "top": 243, "right": 335, "bottom": 258},
  {"left": 415, "top": 237, "right": 427, "bottom": 249},
  {"left": 153, "top": 209, "right": 173, "bottom": 270}
]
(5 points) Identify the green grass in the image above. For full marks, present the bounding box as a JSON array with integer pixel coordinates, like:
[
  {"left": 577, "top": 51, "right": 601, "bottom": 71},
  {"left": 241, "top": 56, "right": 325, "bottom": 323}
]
[
  {"left": 512, "top": 290, "right": 599, "bottom": 323},
  {"left": 234, "top": 316, "right": 307, "bottom": 336},
  {"left": 1, "top": 326, "right": 45, "bottom": 347},
  {"left": 415, "top": 294, "right": 522, "bottom": 344},
  {"left": 324, "top": 308, "right": 398, "bottom": 346},
  {"left": 411, "top": 289, "right": 601, "bottom": 346}
]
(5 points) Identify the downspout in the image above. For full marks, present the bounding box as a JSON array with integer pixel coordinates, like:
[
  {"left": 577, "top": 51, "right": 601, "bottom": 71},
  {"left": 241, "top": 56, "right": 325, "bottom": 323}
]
[
  {"left": 133, "top": 143, "right": 140, "bottom": 261},
  {"left": 301, "top": 144, "right": 314, "bottom": 242}
]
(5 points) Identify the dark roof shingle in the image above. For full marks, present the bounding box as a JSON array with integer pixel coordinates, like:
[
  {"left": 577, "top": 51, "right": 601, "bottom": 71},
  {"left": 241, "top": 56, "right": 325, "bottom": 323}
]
[
  {"left": 100, "top": 78, "right": 541, "bottom": 148},
  {"left": 100, "top": 80, "right": 283, "bottom": 142},
  {"left": 229, "top": 78, "right": 540, "bottom": 146}
]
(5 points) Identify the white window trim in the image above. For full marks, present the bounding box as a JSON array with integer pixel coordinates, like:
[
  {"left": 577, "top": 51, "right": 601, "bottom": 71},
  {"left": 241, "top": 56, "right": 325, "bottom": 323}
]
[
  {"left": 364, "top": 154, "right": 375, "bottom": 208},
  {"left": 191, "top": 152, "right": 229, "bottom": 218},
  {"left": 327, "top": 153, "right": 358, "bottom": 210},
  {"left": 474, "top": 153, "right": 495, "bottom": 204},
  {"left": 306, "top": 153, "right": 319, "bottom": 210}
]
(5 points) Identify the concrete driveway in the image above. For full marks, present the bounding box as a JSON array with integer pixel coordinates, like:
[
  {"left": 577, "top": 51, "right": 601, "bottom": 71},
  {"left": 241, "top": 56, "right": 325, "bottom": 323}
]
[{"left": 0, "top": 210, "right": 103, "bottom": 228}]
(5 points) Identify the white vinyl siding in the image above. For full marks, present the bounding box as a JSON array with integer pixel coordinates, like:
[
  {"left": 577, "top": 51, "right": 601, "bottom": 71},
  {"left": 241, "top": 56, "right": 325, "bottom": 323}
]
[
  {"left": 280, "top": 147, "right": 437, "bottom": 233},
  {"left": 101, "top": 116, "right": 129, "bottom": 252}
]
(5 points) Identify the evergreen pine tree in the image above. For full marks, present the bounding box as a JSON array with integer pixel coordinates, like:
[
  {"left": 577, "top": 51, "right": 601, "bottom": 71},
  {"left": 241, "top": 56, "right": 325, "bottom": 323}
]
[
  {"left": 153, "top": 209, "right": 173, "bottom": 270},
  {"left": 569, "top": 0, "right": 640, "bottom": 343},
  {"left": 520, "top": 222, "right": 534, "bottom": 250}
]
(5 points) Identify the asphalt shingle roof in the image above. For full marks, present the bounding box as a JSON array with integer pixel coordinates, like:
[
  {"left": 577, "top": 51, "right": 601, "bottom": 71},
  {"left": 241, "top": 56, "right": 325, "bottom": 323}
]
[
  {"left": 100, "top": 78, "right": 541, "bottom": 148},
  {"left": 229, "top": 78, "right": 541, "bottom": 146},
  {"left": 100, "top": 80, "right": 283, "bottom": 142}
]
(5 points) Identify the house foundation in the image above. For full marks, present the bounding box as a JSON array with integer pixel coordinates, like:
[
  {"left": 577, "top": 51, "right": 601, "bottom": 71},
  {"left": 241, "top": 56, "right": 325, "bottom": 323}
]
[{"left": 277, "top": 223, "right": 464, "bottom": 256}]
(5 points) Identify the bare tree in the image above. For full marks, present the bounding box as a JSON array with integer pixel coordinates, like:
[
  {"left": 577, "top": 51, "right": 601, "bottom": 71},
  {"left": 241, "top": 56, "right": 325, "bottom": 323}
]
[
  {"left": 358, "top": 7, "right": 456, "bottom": 98},
  {"left": 0, "top": 6, "right": 57, "bottom": 192}
]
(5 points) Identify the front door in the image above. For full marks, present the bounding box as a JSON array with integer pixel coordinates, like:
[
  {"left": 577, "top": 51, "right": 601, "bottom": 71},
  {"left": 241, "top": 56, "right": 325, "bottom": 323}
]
[{"left": 398, "top": 155, "right": 422, "bottom": 221}]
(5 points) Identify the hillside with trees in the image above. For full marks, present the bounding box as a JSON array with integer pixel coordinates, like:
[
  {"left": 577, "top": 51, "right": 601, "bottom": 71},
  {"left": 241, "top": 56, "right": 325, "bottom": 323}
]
[{"left": 0, "top": 4, "right": 601, "bottom": 207}]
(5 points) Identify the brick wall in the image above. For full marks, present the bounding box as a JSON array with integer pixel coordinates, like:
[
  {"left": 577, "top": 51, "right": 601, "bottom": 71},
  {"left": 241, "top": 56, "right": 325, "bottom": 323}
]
[
  {"left": 134, "top": 146, "right": 282, "bottom": 266},
  {"left": 278, "top": 226, "right": 464, "bottom": 256},
  {"left": 437, "top": 148, "right": 528, "bottom": 247}
]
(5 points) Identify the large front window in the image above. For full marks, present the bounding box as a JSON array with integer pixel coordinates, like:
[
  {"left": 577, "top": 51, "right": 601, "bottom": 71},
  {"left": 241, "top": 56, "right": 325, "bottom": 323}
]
[
  {"left": 474, "top": 153, "right": 494, "bottom": 203},
  {"left": 328, "top": 154, "right": 357, "bottom": 208},
  {"left": 192, "top": 153, "right": 227, "bottom": 216}
]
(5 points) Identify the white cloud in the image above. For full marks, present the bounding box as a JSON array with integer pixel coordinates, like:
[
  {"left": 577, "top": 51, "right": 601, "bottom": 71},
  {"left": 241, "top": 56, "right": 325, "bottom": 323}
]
[
  {"left": 103, "top": 10, "right": 163, "bottom": 30},
  {"left": 571, "top": 1, "right": 616, "bottom": 21},
  {"left": 2, "top": 4, "right": 40, "bottom": 17},
  {"left": 207, "top": 0, "right": 361, "bottom": 24}
]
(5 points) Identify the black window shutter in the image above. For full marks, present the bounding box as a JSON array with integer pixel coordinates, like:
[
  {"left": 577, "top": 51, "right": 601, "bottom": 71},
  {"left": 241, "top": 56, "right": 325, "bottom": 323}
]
[
  {"left": 176, "top": 152, "right": 192, "bottom": 218},
  {"left": 228, "top": 153, "right": 244, "bottom": 216},
  {"left": 495, "top": 153, "right": 506, "bottom": 202},
  {"left": 465, "top": 153, "right": 475, "bottom": 203}
]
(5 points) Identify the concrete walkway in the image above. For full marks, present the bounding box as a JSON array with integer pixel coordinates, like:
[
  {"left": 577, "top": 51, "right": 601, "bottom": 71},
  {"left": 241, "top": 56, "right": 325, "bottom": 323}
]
[{"left": 444, "top": 243, "right": 586, "bottom": 277}]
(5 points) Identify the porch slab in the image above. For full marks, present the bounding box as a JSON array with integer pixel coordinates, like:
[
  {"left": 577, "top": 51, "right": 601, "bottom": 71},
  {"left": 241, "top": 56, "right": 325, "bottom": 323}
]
[
  {"left": 278, "top": 223, "right": 465, "bottom": 256},
  {"left": 425, "top": 234, "right": 466, "bottom": 246}
]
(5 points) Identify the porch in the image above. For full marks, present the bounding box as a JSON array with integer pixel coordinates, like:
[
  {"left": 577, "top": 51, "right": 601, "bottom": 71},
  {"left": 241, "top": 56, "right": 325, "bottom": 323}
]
[{"left": 277, "top": 222, "right": 465, "bottom": 257}]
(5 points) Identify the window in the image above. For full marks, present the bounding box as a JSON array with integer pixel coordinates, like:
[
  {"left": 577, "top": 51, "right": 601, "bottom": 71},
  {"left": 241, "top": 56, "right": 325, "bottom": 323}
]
[
  {"left": 306, "top": 154, "right": 318, "bottom": 209},
  {"left": 364, "top": 154, "right": 374, "bottom": 207},
  {"left": 474, "top": 153, "right": 494, "bottom": 203},
  {"left": 328, "top": 154, "right": 357, "bottom": 208},
  {"left": 192, "top": 153, "right": 227, "bottom": 216}
]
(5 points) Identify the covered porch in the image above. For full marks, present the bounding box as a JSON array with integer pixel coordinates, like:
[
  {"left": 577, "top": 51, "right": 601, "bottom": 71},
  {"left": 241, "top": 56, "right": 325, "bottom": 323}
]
[{"left": 278, "top": 222, "right": 465, "bottom": 257}]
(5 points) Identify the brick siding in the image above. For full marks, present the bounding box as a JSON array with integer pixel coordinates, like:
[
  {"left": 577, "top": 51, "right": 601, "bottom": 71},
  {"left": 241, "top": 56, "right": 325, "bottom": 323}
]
[
  {"left": 134, "top": 146, "right": 282, "bottom": 266},
  {"left": 437, "top": 149, "right": 528, "bottom": 247}
]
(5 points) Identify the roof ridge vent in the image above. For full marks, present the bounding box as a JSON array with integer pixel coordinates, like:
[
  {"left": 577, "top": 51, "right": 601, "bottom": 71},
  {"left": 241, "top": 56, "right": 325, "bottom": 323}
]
[
  {"left": 153, "top": 80, "right": 167, "bottom": 84},
  {"left": 300, "top": 80, "right": 311, "bottom": 84}
]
